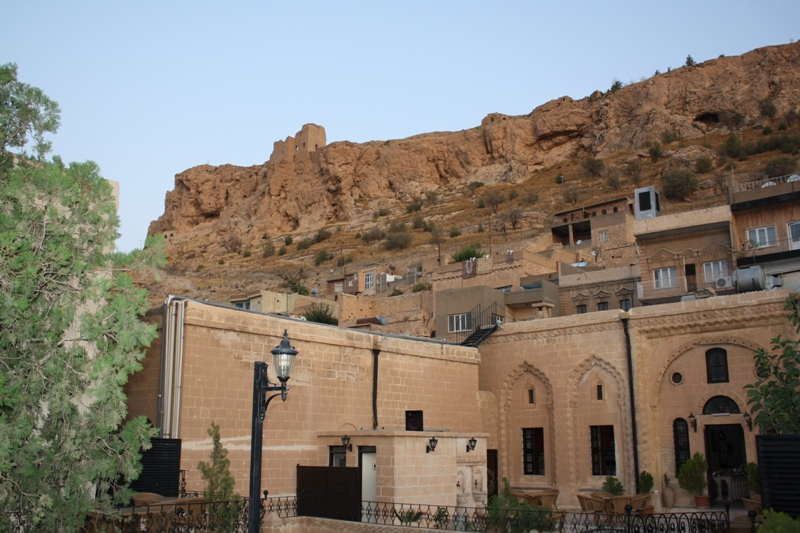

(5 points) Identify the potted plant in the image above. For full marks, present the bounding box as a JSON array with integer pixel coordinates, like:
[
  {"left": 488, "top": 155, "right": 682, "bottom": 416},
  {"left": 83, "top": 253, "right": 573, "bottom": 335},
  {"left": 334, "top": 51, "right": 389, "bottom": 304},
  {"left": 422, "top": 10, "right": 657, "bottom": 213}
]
[
  {"left": 662, "top": 474, "right": 675, "bottom": 508},
  {"left": 602, "top": 476, "right": 624, "bottom": 496},
  {"left": 638, "top": 471, "right": 655, "bottom": 513},
  {"left": 678, "top": 452, "right": 710, "bottom": 508}
]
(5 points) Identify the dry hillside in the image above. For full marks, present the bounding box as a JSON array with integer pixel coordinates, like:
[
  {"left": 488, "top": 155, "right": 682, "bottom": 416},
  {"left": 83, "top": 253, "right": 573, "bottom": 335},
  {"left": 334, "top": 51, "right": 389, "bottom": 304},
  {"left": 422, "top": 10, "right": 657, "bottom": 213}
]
[{"left": 141, "top": 41, "right": 800, "bottom": 305}]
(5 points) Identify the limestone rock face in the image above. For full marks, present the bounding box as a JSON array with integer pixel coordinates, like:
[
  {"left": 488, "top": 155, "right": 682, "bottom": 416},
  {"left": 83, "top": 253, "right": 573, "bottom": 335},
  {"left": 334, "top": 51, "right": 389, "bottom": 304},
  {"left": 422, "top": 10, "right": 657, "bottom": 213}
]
[{"left": 149, "top": 42, "right": 800, "bottom": 256}]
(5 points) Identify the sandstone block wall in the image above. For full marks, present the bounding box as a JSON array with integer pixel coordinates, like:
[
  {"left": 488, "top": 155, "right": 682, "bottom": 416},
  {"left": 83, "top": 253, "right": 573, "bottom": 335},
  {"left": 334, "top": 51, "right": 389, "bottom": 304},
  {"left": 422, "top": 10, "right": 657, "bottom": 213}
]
[
  {"left": 127, "top": 300, "right": 481, "bottom": 498},
  {"left": 478, "top": 289, "right": 791, "bottom": 508}
]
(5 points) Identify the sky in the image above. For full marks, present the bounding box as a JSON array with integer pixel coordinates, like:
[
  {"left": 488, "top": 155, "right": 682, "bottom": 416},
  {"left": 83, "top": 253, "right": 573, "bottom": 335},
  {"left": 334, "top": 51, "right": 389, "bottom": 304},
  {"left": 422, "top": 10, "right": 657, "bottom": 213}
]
[{"left": 3, "top": 1, "right": 799, "bottom": 252}]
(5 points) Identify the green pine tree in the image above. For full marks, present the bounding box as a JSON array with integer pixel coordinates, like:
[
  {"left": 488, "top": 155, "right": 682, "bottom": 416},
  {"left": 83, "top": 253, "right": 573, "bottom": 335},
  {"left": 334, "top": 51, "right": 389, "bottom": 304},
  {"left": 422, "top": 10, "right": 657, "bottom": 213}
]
[
  {"left": 0, "top": 62, "right": 163, "bottom": 533},
  {"left": 198, "top": 422, "right": 242, "bottom": 530}
]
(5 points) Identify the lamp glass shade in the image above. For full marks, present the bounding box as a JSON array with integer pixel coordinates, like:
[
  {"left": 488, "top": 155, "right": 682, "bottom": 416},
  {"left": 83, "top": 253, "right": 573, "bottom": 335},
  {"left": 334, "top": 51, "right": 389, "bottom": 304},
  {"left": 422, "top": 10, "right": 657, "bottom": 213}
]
[
  {"left": 468, "top": 437, "right": 478, "bottom": 450},
  {"left": 271, "top": 330, "right": 298, "bottom": 380}
]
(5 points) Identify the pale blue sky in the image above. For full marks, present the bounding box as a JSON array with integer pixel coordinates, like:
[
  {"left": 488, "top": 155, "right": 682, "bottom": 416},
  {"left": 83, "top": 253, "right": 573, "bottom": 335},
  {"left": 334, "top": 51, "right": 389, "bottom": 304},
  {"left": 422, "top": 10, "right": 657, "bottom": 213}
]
[{"left": 3, "top": 2, "right": 798, "bottom": 251}]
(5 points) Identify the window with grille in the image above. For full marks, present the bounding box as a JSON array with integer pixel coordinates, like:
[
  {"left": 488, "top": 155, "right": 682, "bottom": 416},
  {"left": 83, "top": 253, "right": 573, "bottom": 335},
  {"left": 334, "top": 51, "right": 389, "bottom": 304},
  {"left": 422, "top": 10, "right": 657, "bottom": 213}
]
[
  {"left": 590, "top": 425, "right": 616, "bottom": 476},
  {"left": 597, "top": 302, "right": 609, "bottom": 311},
  {"left": 577, "top": 305, "right": 587, "bottom": 314},
  {"left": 620, "top": 299, "right": 632, "bottom": 311},
  {"left": 523, "top": 428, "right": 545, "bottom": 475},
  {"left": 673, "top": 419, "right": 690, "bottom": 477},
  {"left": 706, "top": 348, "right": 729, "bottom": 383},
  {"left": 364, "top": 272, "right": 374, "bottom": 290}
]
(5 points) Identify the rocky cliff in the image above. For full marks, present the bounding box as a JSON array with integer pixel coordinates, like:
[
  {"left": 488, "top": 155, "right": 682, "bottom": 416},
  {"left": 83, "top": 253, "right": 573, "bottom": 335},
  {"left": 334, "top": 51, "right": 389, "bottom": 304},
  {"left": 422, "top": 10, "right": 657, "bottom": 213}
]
[{"left": 149, "top": 42, "right": 800, "bottom": 261}]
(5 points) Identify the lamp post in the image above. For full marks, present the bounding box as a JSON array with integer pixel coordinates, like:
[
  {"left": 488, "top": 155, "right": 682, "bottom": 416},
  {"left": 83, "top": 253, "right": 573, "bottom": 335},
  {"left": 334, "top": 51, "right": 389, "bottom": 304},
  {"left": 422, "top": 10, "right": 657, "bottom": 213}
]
[{"left": 248, "top": 330, "right": 298, "bottom": 533}]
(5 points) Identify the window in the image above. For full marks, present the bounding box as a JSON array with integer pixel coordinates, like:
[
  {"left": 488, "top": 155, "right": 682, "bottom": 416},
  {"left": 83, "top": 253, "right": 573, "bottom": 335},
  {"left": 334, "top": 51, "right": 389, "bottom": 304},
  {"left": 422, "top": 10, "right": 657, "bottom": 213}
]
[
  {"left": 498, "top": 286, "right": 512, "bottom": 293},
  {"left": 620, "top": 299, "right": 632, "bottom": 312},
  {"left": 703, "top": 260, "right": 729, "bottom": 284},
  {"left": 527, "top": 388, "right": 535, "bottom": 405},
  {"left": 653, "top": 267, "right": 677, "bottom": 289},
  {"left": 329, "top": 446, "right": 346, "bottom": 467},
  {"left": 596, "top": 384, "right": 604, "bottom": 401},
  {"left": 448, "top": 313, "right": 472, "bottom": 333},
  {"left": 577, "top": 305, "right": 588, "bottom": 314},
  {"left": 597, "top": 302, "right": 609, "bottom": 311},
  {"left": 790, "top": 221, "right": 800, "bottom": 250},
  {"left": 364, "top": 272, "right": 374, "bottom": 290},
  {"left": 706, "top": 348, "right": 729, "bottom": 383},
  {"left": 334, "top": 282, "right": 343, "bottom": 293},
  {"left": 234, "top": 301, "right": 250, "bottom": 309},
  {"left": 673, "top": 419, "right": 690, "bottom": 477},
  {"left": 747, "top": 225, "right": 777, "bottom": 247},
  {"left": 523, "top": 428, "right": 545, "bottom": 475},
  {"left": 600, "top": 231, "right": 609, "bottom": 242},
  {"left": 590, "top": 425, "right": 616, "bottom": 476}
]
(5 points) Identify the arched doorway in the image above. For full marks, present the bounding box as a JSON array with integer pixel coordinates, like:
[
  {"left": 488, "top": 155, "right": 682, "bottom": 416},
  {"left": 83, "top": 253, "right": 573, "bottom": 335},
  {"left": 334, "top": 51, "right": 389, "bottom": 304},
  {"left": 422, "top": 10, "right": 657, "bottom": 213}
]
[{"left": 702, "top": 396, "right": 747, "bottom": 503}]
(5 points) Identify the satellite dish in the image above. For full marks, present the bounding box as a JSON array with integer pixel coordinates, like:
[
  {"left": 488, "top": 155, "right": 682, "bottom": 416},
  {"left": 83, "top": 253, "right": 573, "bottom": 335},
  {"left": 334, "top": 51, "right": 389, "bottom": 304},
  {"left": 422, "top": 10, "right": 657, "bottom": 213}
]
[
  {"left": 576, "top": 240, "right": 582, "bottom": 245},
  {"left": 591, "top": 251, "right": 598, "bottom": 256}
]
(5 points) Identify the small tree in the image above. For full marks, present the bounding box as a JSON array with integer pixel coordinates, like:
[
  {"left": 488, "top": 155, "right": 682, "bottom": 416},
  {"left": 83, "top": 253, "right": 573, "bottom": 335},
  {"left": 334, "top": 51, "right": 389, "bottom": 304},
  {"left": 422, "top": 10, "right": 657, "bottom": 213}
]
[
  {"left": 661, "top": 170, "right": 698, "bottom": 200},
  {"left": 764, "top": 156, "right": 797, "bottom": 178},
  {"left": 685, "top": 54, "right": 696, "bottom": 67},
  {"left": 507, "top": 208, "right": 522, "bottom": 230},
  {"left": 197, "top": 422, "right": 241, "bottom": 531},
  {"left": 638, "top": 471, "right": 654, "bottom": 494},
  {"left": 582, "top": 157, "right": 605, "bottom": 177},
  {"left": 563, "top": 185, "right": 580, "bottom": 206},
  {"left": 484, "top": 190, "right": 507, "bottom": 213},
  {"left": 745, "top": 294, "right": 800, "bottom": 434},
  {"left": 198, "top": 422, "right": 238, "bottom": 502},
  {"left": 278, "top": 269, "right": 310, "bottom": 295},
  {"left": 649, "top": 142, "right": 663, "bottom": 162},
  {"left": 384, "top": 230, "right": 413, "bottom": 250},
  {"left": 608, "top": 79, "right": 623, "bottom": 93},
  {"left": 678, "top": 452, "right": 708, "bottom": 495}
]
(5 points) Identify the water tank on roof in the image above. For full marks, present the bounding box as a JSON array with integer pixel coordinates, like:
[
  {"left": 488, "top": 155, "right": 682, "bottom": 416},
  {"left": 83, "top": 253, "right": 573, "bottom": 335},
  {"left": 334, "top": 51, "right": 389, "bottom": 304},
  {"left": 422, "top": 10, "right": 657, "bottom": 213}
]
[
  {"left": 635, "top": 186, "right": 661, "bottom": 220},
  {"left": 733, "top": 266, "right": 766, "bottom": 292}
]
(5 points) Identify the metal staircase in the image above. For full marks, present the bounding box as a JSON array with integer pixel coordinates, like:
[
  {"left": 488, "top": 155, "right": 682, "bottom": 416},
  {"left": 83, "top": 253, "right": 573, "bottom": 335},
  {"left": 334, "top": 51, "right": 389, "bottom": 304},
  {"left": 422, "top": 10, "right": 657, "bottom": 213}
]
[{"left": 456, "top": 302, "right": 503, "bottom": 347}]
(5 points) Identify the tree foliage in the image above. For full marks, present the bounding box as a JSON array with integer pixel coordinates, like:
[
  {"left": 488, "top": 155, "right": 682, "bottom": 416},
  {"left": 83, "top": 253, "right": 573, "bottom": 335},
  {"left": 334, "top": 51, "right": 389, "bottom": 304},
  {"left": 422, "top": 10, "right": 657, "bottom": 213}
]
[
  {"left": 745, "top": 294, "right": 800, "bottom": 435},
  {"left": 0, "top": 160, "right": 161, "bottom": 531},
  {"left": 278, "top": 269, "right": 310, "bottom": 295},
  {"left": 197, "top": 422, "right": 241, "bottom": 531},
  {"left": 451, "top": 244, "right": 482, "bottom": 263},
  {"left": 0, "top": 63, "right": 61, "bottom": 164},
  {"left": 661, "top": 170, "right": 698, "bottom": 200}
]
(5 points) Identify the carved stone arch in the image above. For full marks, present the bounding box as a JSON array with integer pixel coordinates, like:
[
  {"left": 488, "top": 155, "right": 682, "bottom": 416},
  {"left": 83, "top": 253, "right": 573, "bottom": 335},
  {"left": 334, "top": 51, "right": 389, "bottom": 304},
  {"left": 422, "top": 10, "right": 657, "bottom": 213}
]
[
  {"left": 499, "top": 362, "right": 555, "bottom": 485},
  {"left": 572, "top": 293, "right": 590, "bottom": 304},
  {"left": 653, "top": 336, "right": 767, "bottom": 407},
  {"left": 692, "top": 390, "right": 748, "bottom": 414},
  {"left": 566, "top": 355, "right": 632, "bottom": 488},
  {"left": 648, "top": 248, "right": 679, "bottom": 263}
]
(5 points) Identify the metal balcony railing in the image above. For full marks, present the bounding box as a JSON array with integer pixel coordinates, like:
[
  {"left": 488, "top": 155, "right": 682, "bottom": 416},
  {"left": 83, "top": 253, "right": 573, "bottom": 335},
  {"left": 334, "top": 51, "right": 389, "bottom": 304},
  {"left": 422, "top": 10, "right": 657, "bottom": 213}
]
[{"left": 735, "top": 236, "right": 800, "bottom": 262}]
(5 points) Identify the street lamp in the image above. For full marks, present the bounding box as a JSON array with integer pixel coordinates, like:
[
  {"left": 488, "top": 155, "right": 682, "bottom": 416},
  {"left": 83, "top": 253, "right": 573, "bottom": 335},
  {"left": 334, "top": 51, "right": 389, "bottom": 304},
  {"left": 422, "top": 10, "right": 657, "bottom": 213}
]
[{"left": 248, "top": 330, "right": 298, "bottom": 533}]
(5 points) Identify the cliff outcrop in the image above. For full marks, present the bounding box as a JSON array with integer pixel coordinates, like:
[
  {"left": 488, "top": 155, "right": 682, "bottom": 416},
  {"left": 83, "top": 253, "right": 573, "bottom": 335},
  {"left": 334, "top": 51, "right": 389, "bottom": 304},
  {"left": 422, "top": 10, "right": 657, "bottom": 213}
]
[{"left": 149, "top": 42, "right": 800, "bottom": 260}]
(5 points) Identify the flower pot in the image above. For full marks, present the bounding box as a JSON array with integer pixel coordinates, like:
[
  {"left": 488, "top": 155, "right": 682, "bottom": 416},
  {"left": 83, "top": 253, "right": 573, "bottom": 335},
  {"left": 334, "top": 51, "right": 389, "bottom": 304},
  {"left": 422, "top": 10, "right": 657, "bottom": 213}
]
[
  {"left": 645, "top": 505, "right": 654, "bottom": 515},
  {"left": 662, "top": 486, "right": 675, "bottom": 508},
  {"left": 694, "top": 495, "right": 710, "bottom": 508}
]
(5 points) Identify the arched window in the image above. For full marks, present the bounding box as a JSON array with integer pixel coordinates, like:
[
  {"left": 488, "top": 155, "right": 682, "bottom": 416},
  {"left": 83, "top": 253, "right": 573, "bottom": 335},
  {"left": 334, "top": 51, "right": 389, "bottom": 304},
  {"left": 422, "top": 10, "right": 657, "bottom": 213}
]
[
  {"left": 706, "top": 348, "right": 729, "bottom": 383},
  {"left": 673, "top": 418, "right": 690, "bottom": 477},
  {"left": 703, "top": 395, "right": 740, "bottom": 415}
]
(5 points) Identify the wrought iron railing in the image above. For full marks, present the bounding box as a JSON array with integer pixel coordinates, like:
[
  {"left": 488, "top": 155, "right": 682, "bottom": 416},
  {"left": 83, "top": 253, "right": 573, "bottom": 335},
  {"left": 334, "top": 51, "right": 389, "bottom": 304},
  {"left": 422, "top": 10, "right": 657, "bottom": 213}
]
[
  {"left": 735, "top": 235, "right": 800, "bottom": 261},
  {"left": 453, "top": 301, "right": 504, "bottom": 345},
  {"left": 297, "top": 500, "right": 731, "bottom": 533},
  {"left": 78, "top": 494, "right": 297, "bottom": 533}
]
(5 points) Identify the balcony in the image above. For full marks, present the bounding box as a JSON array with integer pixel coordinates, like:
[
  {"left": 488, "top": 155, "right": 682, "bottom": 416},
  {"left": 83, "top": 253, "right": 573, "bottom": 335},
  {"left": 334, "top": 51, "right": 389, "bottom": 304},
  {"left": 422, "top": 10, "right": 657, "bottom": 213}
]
[
  {"left": 735, "top": 236, "right": 800, "bottom": 267},
  {"left": 730, "top": 173, "right": 800, "bottom": 207}
]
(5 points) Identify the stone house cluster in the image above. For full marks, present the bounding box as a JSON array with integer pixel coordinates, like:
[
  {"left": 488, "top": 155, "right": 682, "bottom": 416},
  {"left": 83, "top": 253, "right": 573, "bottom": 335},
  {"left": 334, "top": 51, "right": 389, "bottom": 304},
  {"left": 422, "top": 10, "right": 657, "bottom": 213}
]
[{"left": 126, "top": 174, "right": 800, "bottom": 509}]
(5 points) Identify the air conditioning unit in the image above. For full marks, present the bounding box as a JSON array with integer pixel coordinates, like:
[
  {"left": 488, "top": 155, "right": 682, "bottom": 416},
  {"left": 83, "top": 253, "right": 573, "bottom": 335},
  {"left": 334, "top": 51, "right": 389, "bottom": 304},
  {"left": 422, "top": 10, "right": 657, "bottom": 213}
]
[{"left": 715, "top": 276, "right": 733, "bottom": 289}]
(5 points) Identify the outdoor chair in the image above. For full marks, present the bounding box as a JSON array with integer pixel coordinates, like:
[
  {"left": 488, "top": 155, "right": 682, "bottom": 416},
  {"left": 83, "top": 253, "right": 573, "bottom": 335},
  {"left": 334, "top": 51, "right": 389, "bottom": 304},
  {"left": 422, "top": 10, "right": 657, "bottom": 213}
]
[
  {"left": 577, "top": 494, "right": 605, "bottom": 514},
  {"left": 629, "top": 493, "right": 650, "bottom": 514},
  {"left": 606, "top": 495, "right": 634, "bottom": 515},
  {"left": 535, "top": 489, "right": 559, "bottom": 511},
  {"left": 741, "top": 496, "right": 762, "bottom": 513}
]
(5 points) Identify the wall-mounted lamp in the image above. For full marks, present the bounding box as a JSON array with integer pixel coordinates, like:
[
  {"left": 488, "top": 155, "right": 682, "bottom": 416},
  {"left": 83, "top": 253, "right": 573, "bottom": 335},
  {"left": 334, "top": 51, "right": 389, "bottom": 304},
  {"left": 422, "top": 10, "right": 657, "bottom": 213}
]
[
  {"left": 341, "top": 435, "right": 353, "bottom": 451},
  {"left": 426, "top": 436, "right": 438, "bottom": 453},
  {"left": 689, "top": 413, "right": 697, "bottom": 433},
  {"left": 744, "top": 412, "right": 753, "bottom": 432},
  {"left": 466, "top": 437, "right": 477, "bottom": 453}
]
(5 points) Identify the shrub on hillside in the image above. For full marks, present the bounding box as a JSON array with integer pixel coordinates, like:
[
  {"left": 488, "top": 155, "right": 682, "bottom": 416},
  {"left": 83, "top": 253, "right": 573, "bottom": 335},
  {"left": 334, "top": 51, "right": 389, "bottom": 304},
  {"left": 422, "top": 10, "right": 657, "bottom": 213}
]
[
  {"left": 384, "top": 231, "right": 413, "bottom": 250},
  {"left": 661, "top": 170, "right": 698, "bottom": 200},
  {"left": 582, "top": 157, "right": 605, "bottom": 177},
  {"left": 362, "top": 227, "right": 386, "bottom": 244},
  {"left": 406, "top": 196, "right": 423, "bottom": 213},
  {"left": 695, "top": 156, "right": 714, "bottom": 174},
  {"left": 764, "top": 157, "right": 797, "bottom": 178},
  {"left": 300, "top": 303, "right": 338, "bottom": 325}
]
